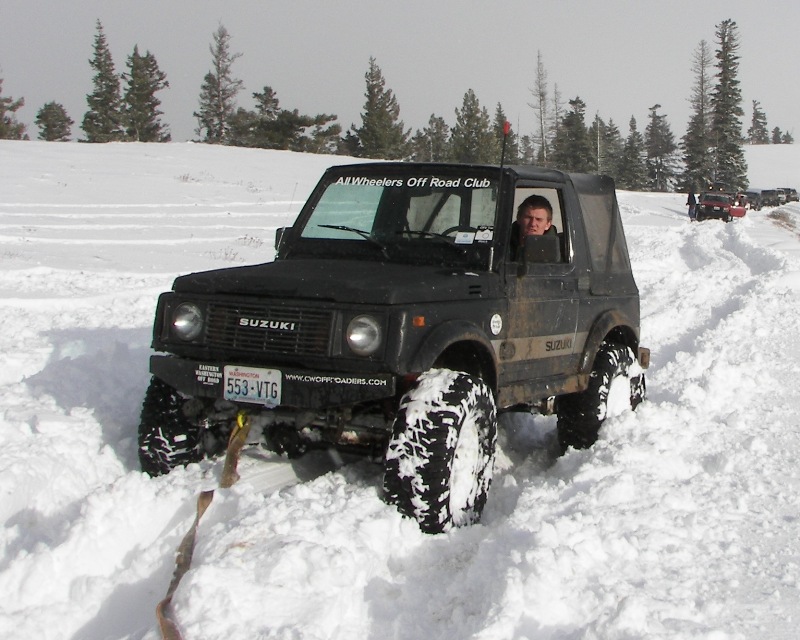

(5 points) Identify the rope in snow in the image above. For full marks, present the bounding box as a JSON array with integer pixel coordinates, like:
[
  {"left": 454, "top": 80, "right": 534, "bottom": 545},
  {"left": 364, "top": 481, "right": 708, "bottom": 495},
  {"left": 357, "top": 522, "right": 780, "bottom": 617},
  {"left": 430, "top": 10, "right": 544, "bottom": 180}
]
[{"left": 156, "top": 412, "right": 252, "bottom": 640}]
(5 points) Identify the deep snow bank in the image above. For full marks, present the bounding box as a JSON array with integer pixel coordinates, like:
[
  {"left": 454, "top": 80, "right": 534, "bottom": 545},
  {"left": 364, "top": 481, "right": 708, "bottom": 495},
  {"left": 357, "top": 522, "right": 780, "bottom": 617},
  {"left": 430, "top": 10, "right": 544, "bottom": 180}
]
[{"left": 1, "top": 141, "right": 800, "bottom": 640}]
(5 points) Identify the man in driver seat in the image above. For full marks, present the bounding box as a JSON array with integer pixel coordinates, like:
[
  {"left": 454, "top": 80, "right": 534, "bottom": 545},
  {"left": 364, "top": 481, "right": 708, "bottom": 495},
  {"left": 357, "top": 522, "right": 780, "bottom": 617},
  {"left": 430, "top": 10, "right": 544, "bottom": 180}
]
[{"left": 511, "top": 194, "right": 558, "bottom": 260}]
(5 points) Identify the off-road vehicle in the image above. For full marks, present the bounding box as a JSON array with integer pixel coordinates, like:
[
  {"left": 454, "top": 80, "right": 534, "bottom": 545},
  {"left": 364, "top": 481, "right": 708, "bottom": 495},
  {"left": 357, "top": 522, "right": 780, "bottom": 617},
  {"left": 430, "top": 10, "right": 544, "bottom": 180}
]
[
  {"left": 139, "top": 162, "right": 649, "bottom": 534},
  {"left": 696, "top": 191, "right": 746, "bottom": 222},
  {"left": 742, "top": 190, "right": 762, "bottom": 211},
  {"left": 760, "top": 189, "right": 782, "bottom": 208}
]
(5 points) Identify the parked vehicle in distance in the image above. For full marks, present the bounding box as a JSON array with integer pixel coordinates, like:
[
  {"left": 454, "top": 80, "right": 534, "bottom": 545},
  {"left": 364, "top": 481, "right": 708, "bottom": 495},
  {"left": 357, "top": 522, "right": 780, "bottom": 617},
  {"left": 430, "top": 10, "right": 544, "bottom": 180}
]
[
  {"left": 780, "top": 187, "right": 799, "bottom": 203},
  {"left": 742, "top": 190, "right": 762, "bottom": 210},
  {"left": 760, "top": 189, "right": 782, "bottom": 207}
]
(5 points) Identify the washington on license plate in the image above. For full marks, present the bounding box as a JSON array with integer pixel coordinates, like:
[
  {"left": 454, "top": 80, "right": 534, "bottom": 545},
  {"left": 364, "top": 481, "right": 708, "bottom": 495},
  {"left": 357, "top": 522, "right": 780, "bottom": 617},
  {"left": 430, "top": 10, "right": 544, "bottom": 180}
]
[{"left": 223, "top": 366, "right": 281, "bottom": 406}]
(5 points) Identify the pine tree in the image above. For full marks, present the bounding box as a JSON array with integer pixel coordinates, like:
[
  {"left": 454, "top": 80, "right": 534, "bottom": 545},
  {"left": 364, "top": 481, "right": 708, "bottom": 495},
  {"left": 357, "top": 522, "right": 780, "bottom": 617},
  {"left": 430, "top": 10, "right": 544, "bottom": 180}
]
[
  {"left": 587, "top": 114, "right": 605, "bottom": 172},
  {"left": 228, "top": 87, "right": 280, "bottom": 148},
  {"left": 616, "top": 116, "right": 647, "bottom": 191},
  {"left": 681, "top": 40, "right": 714, "bottom": 191},
  {"left": 353, "top": 57, "right": 408, "bottom": 159},
  {"left": 550, "top": 97, "right": 594, "bottom": 172},
  {"left": 35, "top": 101, "right": 73, "bottom": 141},
  {"left": 644, "top": 104, "right": 678, "bottom": 191},
  {"left": 82, "top": 20, "right": 124, "bottom": 142},
  {"left": 338, "top": 131, "right": 362, "bottom": 157},
  {"left": 227, "top": 86, "right": 340, "bottom": 152},
  {"left": 590, "top": 116, "right": 624, "bottom": 177},
  {"left": 194, "top": 24, "right": 244, "bottom": 144},
  {"left": 0, "top": 78, "right": 27, "bottom": 139},
  {"left": 450, "top": 89, "right": 495, "bottom": 163},
  {"left": 122, "top": 46, "right": 170, "bottom": 142},
  {"left": 710, "top": 19, "right": 747, "bottom": 190},
  {"left": 518, "top": 135, "right": 536, "bottom": 164},
  {"left": 747, "top": 100, "right": 770, "bottom": 144},
  {"left": 781, "top": 130, "right": 794, "bottom": 144},
  {"left": 302, "top": 114, "right": 342, "bottom": 154},
  {"left": 493, "top": 104, "right": 518, "bottom": 163},
  {"left": 409, "top": 114, "right": 450, "bottom": 161}
]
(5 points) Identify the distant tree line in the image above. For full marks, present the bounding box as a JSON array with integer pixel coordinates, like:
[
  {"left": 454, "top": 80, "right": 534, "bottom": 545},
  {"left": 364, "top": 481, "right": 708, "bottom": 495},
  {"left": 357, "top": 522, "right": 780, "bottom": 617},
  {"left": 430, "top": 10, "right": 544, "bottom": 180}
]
[{"left": 0, "top": 18, "right": 793, "bottom": 193}]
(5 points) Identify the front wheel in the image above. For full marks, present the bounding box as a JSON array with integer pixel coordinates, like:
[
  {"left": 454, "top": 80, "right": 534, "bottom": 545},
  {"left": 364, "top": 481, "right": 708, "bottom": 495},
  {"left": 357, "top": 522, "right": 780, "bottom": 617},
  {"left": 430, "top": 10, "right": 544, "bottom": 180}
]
[
  {"left": 556, "top": 343, "right": 646, "bottom": 453},
  {"left": 383, "top": 369, "right": 497, "bottom": 534},
  {"left": 138, "top": 376, "right": 204, "bottom": 476}
]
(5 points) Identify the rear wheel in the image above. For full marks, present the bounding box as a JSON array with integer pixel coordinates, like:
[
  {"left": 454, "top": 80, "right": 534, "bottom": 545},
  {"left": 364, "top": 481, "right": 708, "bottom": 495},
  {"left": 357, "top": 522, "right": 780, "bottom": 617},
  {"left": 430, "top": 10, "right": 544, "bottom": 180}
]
[
  {"left": 383, "top": 369, "right": 497, "bottom": 534},
  {"left": 556, "top": 343, "right": 645, "bottom": 453}
]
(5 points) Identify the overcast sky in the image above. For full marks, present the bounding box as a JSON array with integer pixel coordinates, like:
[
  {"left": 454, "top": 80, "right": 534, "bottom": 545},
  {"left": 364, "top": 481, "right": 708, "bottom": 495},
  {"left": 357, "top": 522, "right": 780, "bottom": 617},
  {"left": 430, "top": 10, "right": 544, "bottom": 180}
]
[{"left": 2, "top": 0, "right": 799, "bottom": 145}]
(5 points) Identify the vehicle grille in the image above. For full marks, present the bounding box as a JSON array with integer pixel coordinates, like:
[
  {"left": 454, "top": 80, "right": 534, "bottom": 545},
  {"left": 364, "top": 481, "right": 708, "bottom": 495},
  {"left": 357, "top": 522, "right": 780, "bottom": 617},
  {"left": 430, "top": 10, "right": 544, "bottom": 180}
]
[{"left": 204, "top": 302, "right": 333, "bottom": 356}]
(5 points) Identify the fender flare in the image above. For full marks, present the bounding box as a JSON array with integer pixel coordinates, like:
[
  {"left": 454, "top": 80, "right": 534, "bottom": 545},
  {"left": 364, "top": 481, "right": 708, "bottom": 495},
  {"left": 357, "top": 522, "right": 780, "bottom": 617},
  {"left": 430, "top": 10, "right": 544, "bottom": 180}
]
[
  {"left": 408, "top": 320, "right": 499, "bottom": 384},
  {"left": 579, "top": 310, "right": 640, "bottom": 375}
]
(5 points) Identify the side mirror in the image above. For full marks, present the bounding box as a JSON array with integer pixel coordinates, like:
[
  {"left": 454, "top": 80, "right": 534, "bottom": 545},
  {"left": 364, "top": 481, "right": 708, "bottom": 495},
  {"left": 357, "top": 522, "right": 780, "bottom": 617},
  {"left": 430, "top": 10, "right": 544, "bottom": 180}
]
[
  {"left": 274, "top": 226, "right": 291, "bottom": 251},
  {"left": 522, "top": 233, "right": 561, "bottom": 264}
]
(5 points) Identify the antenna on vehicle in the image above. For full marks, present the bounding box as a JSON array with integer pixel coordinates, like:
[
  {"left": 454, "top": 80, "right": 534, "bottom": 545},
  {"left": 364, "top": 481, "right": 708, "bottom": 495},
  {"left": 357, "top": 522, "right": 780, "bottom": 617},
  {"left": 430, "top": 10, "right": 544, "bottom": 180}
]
[{"left": 500, "top": 120, "right": 511, "bottom": 168}]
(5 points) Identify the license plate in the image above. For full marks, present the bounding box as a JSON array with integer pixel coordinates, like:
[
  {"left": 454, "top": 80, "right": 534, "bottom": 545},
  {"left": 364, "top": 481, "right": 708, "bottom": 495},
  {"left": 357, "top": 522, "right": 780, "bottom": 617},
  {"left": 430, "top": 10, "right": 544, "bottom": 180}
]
[{"left": 223, "top": 366, "right": 281, "bottom": 406}]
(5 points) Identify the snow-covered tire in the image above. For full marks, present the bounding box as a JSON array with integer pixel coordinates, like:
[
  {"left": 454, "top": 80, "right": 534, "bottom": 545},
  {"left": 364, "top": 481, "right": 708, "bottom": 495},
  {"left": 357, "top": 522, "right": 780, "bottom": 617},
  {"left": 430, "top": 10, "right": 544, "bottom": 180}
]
[
  {"left": 556, "top": 343, "right": 646, "bottom": 453},
  {"left": 138, "top": 376, "right": 203, "bottom": 476},
  {"left": 383, "top": 369, "right": 497, "bottom": 534}
]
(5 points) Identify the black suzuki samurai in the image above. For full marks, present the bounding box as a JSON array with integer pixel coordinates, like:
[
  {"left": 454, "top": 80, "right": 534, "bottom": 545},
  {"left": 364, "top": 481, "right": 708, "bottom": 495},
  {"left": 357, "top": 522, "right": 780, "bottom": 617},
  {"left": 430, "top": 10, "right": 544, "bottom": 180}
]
[{"left": 139, "top": 162, "right": 649, "bottom": 534}]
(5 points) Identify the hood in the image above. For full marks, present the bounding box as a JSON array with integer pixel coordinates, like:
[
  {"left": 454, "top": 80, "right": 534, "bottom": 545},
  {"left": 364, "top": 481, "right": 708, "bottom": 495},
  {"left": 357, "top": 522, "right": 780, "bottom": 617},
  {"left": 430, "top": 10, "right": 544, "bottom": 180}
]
[{"left": 172, "top": 259, "right": 496, "bottom": 305}]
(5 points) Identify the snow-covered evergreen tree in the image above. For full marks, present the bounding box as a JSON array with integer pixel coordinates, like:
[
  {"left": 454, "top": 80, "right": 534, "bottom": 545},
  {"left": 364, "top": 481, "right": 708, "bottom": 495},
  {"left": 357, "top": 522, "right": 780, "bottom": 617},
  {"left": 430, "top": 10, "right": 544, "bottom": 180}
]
[
  {"left": 747, "top": 100, "right": 770, "bottom": 145},
  {"left": 194, "top": 24, "right": 244, "bottom": 144},
  {"left": 35, "top": 101, "right": 73, "bottom": 141},
  {"left": 588, "top": 115, "right": 623, "bottom": 177},
  {"left": 644, "top": 104, "right": 678, "bottom": 191},
  {"left": 82, "top": 20, "right": 124, "bottom": 142},
  {"left": 681, "top": 39, "right": 714, "bottom": 191},
  {"left": 122, "top": 46, "right": 170, "bottom": 142},
  {"left": 616, "top": 116, "right": 647, "bottom": 190},
  {"left": 710, "top": 19, "right": 747, "bottom": 190}
]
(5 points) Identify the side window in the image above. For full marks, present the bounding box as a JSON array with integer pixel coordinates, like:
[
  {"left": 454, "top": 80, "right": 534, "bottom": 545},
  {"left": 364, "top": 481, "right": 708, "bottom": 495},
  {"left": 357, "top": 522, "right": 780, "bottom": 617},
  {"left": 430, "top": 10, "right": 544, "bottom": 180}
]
[{"left": 511, "top": 187, "right": 567, "bottom": 262}]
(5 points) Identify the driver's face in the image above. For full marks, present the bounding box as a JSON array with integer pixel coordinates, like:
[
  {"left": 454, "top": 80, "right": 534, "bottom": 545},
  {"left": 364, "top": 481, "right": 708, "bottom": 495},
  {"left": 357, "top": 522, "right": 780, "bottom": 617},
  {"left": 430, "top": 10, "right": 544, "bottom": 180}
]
[{"left": 518, "top": 207, "right": 551, "bottom": 239}]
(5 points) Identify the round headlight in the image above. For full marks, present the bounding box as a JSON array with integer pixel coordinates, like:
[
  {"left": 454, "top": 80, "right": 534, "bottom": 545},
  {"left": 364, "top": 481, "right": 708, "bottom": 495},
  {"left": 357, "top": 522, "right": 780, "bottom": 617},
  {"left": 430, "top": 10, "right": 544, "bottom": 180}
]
[
  {"left": 346, "top": 315, "right": 382, "bottom": 356},
  {"left": 172, "top": 303, "right": 204, "bottom": 341}
]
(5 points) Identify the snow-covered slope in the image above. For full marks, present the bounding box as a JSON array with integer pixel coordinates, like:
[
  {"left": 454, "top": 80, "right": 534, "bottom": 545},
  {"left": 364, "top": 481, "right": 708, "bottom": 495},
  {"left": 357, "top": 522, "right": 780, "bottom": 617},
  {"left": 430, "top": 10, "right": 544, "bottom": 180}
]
[{"left": 1, "top": 140, "right": 800, "bottom": 640}]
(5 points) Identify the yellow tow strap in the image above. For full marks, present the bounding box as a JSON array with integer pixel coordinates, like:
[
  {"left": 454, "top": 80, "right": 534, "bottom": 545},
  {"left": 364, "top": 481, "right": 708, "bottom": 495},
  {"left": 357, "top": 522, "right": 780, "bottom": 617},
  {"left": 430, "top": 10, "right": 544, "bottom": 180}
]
[{"left": 156, "top": 412, "right": 252, "bottom": 640}]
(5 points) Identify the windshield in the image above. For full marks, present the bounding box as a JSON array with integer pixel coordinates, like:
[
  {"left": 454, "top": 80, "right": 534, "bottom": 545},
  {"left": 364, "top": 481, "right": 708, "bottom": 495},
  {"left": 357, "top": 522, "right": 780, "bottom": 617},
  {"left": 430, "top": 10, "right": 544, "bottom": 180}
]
[
  {"left": 292, "top": 171, "right": 500, "bottom": 268},
  {"left": 701, "top": 193, "right": 733, "bottom": 205}
]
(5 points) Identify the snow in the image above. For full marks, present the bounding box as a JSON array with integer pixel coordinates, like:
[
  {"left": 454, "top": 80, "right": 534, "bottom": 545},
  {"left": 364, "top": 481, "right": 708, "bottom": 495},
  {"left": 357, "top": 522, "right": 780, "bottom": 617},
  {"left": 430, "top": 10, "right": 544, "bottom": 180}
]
[{"left": 2, "top": 139, "right": 800, "bottom": 639}]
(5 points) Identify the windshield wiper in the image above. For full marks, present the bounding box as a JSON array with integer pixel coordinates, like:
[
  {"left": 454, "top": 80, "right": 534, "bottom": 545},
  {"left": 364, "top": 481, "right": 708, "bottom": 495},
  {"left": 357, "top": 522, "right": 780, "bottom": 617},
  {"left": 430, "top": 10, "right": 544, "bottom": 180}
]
[
  {"left": 317, "top": 224, "right": 390, "bottom": 259},
  {"left": 397, "top": 230, "right": 466, "bottom": 251}
]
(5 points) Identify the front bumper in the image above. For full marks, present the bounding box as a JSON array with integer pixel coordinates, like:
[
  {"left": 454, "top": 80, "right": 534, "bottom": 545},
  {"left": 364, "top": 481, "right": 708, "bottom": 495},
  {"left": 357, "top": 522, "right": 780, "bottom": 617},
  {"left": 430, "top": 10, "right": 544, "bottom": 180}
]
[
  {"left": 697, "top": 206, "right": 730, "bottom": 221},
  {"left": 150, "top": 355, "right": 397, "bottom": 409}
]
